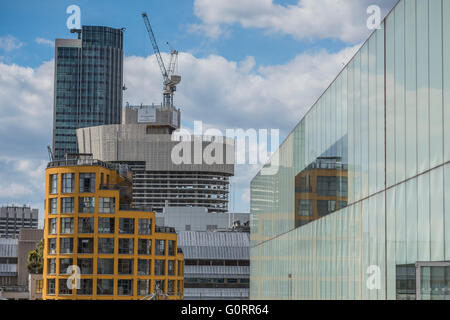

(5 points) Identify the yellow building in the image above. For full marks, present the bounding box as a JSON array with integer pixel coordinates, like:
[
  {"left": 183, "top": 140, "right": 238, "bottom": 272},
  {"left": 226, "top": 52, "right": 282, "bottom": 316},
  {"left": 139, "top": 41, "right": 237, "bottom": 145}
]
[{"left": 43, "top": 157, "right": 184, "bottom": 300}]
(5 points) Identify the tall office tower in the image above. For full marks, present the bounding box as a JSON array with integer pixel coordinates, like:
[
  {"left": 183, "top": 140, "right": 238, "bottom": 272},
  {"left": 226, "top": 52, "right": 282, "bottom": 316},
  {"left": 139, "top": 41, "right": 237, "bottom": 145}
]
[
  {"left": 0, "top": 206, "right": 39, "bottom": 239},
  {"left": 52, "top": 26, "right": 124, "bottom": 160}
]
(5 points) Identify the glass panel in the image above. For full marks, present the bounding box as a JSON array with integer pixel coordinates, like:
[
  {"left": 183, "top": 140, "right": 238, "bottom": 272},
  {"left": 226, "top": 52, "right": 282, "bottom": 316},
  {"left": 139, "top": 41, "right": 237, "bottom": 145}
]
[
  {"left": 430, "top": 167, "right": 444, "bottom": 261},
  {"left": 444, "top": 0, "right": 450, "bottom": 163},
  {"left": 429, "top": 0, "right": 444, "bottom": 167},
  {"left": 417, "top": 0, "right": 430, "bottom": 173}
]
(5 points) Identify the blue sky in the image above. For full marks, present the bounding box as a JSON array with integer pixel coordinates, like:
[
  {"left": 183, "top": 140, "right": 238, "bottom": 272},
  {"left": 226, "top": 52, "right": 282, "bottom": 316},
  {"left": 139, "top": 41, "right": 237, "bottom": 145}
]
[{"left": 0, "top": 0, "right": 398, "bottom": 226}]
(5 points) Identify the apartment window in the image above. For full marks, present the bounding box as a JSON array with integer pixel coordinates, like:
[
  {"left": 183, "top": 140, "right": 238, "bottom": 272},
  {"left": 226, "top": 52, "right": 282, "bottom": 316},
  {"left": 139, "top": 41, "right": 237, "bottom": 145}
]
[
  {"left": 48, "top": 258, "right": 56, "bottom": 274},
  {"left": 79, "top": 197, "right": 95, "bottom": 213},
  {"left": 36, "top": 280, "right": 43, "bottom": 294},
  {"left": 137, "top": 279, "right": 150, "bottom": 296},
  {"left": 77, "top": 238, "right": 93, "bottom": 254},
  {"left": 317, "top": 200, "right": 336, "bottom": 217},
  {"left": 316, "top": 176, "right": 338, "bottom": 196},
  {"left": 78, "top": 217, "right": 94, "bottom": 233},
  {"left": 118, "top": 259, "right": 133, "bottom": 275},
  {"left": 119, "top": 218, "right": 134, "bottom": 234},
  {"left": 98, "top": 238, "right": 114, "bottom": 254},
  {"left": 62, "top": 173, "right": 74, "bottom": 193},
  {"left": 178, "top": 261, "right": 183, "bottom": 276},
  {"left": 59, "top": 258, "right": 73, "bottom": 274},
  {"left": 155, "top": 240, "right": 165, "bottom": 256},
  {"left": 79, "top": 173, "right": 95, "bottom": 193},
  {"left": 47, "top": 279, "right": 55, "bottom": 295},
  {"left": 99, "top": 197, "right": 115, "bottom": 213},
  {"left": 78, "top": 258, "right": 93, "bottom": 274},
  {"left": 50, "top": 174, "right": 58, "bottom": 194},
  {"left": 297, "top": 200, "right": 313, "bottom": 217},
  {"left": 118, "top": 279, "right": 133, "bottom": 296},
  {"left": 168, "top": 240, "right": 175, "bottom": 256},
  {"left": 168, "top": 260, "right": 175, "bottom": 276},
  {"left": 97, "top": 258, "right": 114, "bottom": 275},
  {"left": 61, "top": 197, "right": 74, "bottom": 214},
  {"left": 137, "top": 259, "right": 151, "bottom": 275},
  {"left": 59, "top": 279, "right": 71, "bottom": 295},
  {"left": 60, "top": 218, "right": 74, "bottom": 234},
  {"left": 98, "top": 218, "right": 114, "bottom": 233},
  {"left": 118, "top": 238, "right": 134, "bottom": 255},
  {"left": 154, "top": 279, "right": 165, "bottom": 293},
  {"left": 49, "top": 218, "right": 57, "bottom": 234},
  {"left": 60, "top": 238, "right": 73, "bottom": 254},
  {"left": 78, "top": 279, "right": 92, "bottom": 295},
  {"left": 48, "top": 238, "right": 56, "bottom": 255},
  {"left": 138, "top": 219, "right": 152, "bottom": 235},
  {"left": 138, "top": 239, "right": 152, "bottom": 255},
  {"left": 154, "top": 260, "right": 165, "bottom": 276},
  {"left": 97, "top": 279, "right": 114, "bottom": 295},
  {"left": 50, "top": 198, "right": 58, "bottom": 214},
  {"left": 168, "top": 280, "right": 175, "bottom": 295}
]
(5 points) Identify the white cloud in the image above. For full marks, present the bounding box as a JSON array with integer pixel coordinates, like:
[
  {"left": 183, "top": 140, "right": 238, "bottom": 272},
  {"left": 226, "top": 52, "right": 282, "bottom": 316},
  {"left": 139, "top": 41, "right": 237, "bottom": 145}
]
[
  {"left": 191, "top": 0, "right": 398, "bottom": 42},
  {"left": 124, "top": 45, "right": 360, "bottom": 133},
  {"left": 0, "top": 35, "right": 23, "bottom": 51},
  {"left": 35, "top": 37, "right": 54, "bottom": 47}
]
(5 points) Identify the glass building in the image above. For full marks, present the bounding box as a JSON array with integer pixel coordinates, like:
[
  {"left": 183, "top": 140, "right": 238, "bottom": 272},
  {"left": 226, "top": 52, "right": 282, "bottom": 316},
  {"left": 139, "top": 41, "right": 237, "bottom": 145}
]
[
  {"left": 250, "top": 0, "right": 450, "bottom": 300},
  {"left": 52, "top": 26, "right": 124, "bottom": 160}
]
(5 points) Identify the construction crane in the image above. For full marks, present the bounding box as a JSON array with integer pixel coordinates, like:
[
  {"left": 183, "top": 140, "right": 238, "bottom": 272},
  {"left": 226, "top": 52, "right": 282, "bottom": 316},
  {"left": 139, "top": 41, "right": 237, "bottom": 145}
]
[{"left": 142, "top": 12, "right": 181, "bottom": 108}]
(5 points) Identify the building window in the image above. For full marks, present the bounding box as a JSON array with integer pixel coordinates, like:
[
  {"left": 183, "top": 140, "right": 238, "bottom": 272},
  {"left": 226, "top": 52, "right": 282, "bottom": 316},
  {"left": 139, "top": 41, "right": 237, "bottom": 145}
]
[
  {"left": 48, "top": 258, "right": 56, "bottom": 274},
  {"left": 60, "top": 238, "right": 73, "bottom": 254},
  {"left": 61, "top": 197, "right": 74, "bottom": 214},
  {"left": 316, "top": 176, "right": 338, "bottom": 196},
  {"left": 98, "top": 218, "right": 114, "bottom": 233},
  {"left": 155, "top": 240, "right": 165, "bottom": 256},
  {"left": 50, "top": 198, "right": 58, "bottom": 214},
  {"left": 118, "top": 259, "right": 134, "bottom": 275},
  {"left": 50, "top": 174, "right": 58, "bottom": 194},
  {"left": 99, "top": 197, "right": 115, "bottom": 213},
  {"left": 78, "top": 217, "right": 94, "bottom": 233},
  {"left": 59, "top": 279, "right": 71, "bottom": 295},
  {"left": 118, "top": 279, "right": 133, "bottom": 296},
  {"left": 317, "top": 200, "right": 336, "bottom": 217},
  {"left": 185, "top": 225, "right": 191, "bottom": 231},
  {"left": 98, "top": 238, "right": 114, "bottom": 254},
  {"left": 36, "top": 279, "right": 43, "bottom": 294},
  {"left": 154, "top": 279, "right": 165, "bottom": 294},
  {"left": 138, "top": 239, "right": 151, "bottom": 255},
  {"left": 79, "top": 173, "right": 95, "bottom": 193},
  {"left": 79, "top": 197, "right": 95, "bottom": 213},
  {"left": 77, "top": 238, "right": 93, "bottom": 254},
  {"left": 47, "top": 279, "right": 55, "bottom": 295},
  {"left": 297, "top": 200, "right": 313, "bottom": 217},
  {"left": 97, "top": 258, "right": 114, "bottom": 275},
  {"left": 78, "top": 258, "right": 93, "bottom": 274},
  {"left": 206, "top": 225, "right": 217, "bottom": 231},
  {"left": 154, "top": 260, "right": 165, "bottom": 276},
  {"left": 178, "top": 261, "right": 183, "bottom": 276},
  {"left": 119, "top": 218, "right": 134, "bottom": 234},
  {"left": 168, "top": 260, "right": 175, "bottom": 276},
  {"left": 60, "top": 218, "right": 74, "bottom": 234},
  {"left": 168, "top": 280, "right": 175, "bottom": 295},
  {"left": 78, "top": 279, "right": 92, "bottom": 295},
  {"left": 137, "top": 279, "right": 150, "bottom": 296},
  {"left": 168, "top": 240, "right": 175, "bottom": 256},
  {"left": 137, "top": 259, "right": 151, "bottom": 275},
  {"left": 49, "top": 218, "right": 57, "bottom": 234},
  {"left": 118, "top": 238, "right": 134, "bottom": 255},
  {"left": 62, "top": 173, "right": 74, "bottom": 193},
  {"left": 138, "top": 219, "right": 152, "bottom": 235},
  {"left": 59, "top": 258, "right": 73, "bottom": 274},
  {"left": 48, "top": 238, "right": 57, "bottom": 255},
  {"left": 97, "top": 279, "right": 114, "bottom": 295}
]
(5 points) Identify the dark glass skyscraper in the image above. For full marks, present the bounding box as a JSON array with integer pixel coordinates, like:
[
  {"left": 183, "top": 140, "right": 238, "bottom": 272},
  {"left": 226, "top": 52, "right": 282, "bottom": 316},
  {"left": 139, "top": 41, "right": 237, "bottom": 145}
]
[{"left": 52, "top": 26, "right": 124, "bottom": 160}]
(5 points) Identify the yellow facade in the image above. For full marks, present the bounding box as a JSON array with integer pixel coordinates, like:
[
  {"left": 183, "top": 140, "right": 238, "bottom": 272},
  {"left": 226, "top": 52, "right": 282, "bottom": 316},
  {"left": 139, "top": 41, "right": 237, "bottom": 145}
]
[{"left": 43, "top": 160, "right": 184, "bottom": 300}]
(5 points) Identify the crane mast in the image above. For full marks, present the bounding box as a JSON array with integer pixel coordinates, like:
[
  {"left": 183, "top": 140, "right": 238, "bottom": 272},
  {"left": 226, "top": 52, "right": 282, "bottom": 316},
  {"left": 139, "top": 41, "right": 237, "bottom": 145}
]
[{"left": 142, "top": 12, "right": 181, "bottom": 108}]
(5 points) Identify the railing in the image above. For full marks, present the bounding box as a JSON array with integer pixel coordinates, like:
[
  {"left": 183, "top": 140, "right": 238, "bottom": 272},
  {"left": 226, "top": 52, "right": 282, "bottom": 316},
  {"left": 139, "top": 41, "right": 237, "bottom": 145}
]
[
  {"left": 47, "top": 159, "right": 114, "bottom": 170},
  {"left": 155, "top": 226, "right": 176, "bottom": 234}
]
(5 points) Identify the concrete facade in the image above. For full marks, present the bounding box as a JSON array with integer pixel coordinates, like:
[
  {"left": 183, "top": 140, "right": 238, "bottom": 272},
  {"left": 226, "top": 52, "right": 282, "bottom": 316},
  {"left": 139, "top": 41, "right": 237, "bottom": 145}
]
[{"left": 0, "top": 206, "right": 39, "bottom": 239}]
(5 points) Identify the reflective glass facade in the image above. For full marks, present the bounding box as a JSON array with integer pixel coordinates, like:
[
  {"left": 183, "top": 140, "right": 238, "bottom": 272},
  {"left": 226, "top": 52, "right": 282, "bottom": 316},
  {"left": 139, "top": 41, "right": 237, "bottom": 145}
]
[
  {"left": 53, "top": 26, "right": 123, "bottom": 160},
  {"left": 250, "top": 0, "right": 450, "bottom": 300}
]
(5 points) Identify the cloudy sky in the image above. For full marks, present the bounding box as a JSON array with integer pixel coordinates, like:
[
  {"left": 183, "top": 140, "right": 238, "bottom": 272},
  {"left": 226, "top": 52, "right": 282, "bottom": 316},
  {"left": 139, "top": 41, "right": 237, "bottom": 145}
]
[{"left": 0, "top": 0, "right": 398, "bottom": 226}]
